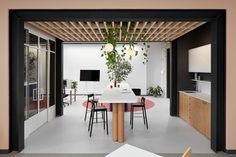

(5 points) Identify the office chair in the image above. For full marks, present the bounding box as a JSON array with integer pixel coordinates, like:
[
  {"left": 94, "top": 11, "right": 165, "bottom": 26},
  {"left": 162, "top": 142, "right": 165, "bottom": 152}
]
[
  {"left": 130, "top": 97, "right": 148, "bottom": 129},
  {"left": 88, "top": 100, "right": 108, "bottom": 137}
]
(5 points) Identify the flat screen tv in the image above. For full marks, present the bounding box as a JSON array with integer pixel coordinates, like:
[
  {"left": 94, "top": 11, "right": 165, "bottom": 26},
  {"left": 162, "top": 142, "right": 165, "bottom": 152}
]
[{"left": 80, "top": 70, "right": 100, "bottom": 81}]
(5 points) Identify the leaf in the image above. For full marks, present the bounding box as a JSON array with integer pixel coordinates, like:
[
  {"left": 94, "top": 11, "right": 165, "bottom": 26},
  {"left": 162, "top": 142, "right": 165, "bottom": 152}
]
[
  {"left": 129, "top": 55, "right": 132, "bottom": 60},
  {"left": 101, "top": 54, "right": 104, "bottom": 57},
  {"left": 135, "top": 51, "right": 138, "bottom": 56},
  {"left": 147, "top": 45, "right": 150, "bottom": 48}
]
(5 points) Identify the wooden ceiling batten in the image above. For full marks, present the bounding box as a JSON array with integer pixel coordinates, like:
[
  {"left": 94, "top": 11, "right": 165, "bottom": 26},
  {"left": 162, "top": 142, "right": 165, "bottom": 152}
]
[
  {"left": 61, "top": 22, "right": 84, "bottom": 41},
  {"left": 119, "top": 22, "right": 123, "bottom": 41},
  {"left": 69, "top": 22, "right": 90, "bottom": 41},
  {"left": 124, "top": 21, "right": 131, "bottom": 41},
  {"left": 87, "top": 22, "right": 100, "bottom": 41},
  {"left": 78, "top": 22, "right": 95, "bottom": 41},
  {"left": 143, "top": 22, "right": 156, "bottom": 38},
  {"left": 130, "top": 22, "right": 139, "bottom": 40},
  {"left": 136, "top": 22, "right": 148, "bottom": 41},
  {"left": 150, "top": 22, "right": 173, "bottom": 41},
  {"left": 26, "top": 21, "right": 206, "bottom": 42},
  {"left": 28, "top": 22, "right": 68, "bottom": 41},
  {"left": 52, "top": 22, "right": 77, "bottom": 41},
  {"left": 146, "top": 21, "right": 165, "bottom": 41},
  {"left": 161, "top": 22, "right": 190, "bottom": 41},
  {"left": 95, "top": 22, "right": 104, "bottom": 40},
  {"left": 155, "top": 22, "right": 181, "bottom": 41}
]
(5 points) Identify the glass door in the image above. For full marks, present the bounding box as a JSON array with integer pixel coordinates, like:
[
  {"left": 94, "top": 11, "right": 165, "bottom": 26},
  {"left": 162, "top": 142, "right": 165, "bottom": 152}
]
[
  {"left": 24, "top": 32, "right": 50, "bottom": 139},
  {"left": 38, "top": 38, "right": 48, "bottom": 112}
]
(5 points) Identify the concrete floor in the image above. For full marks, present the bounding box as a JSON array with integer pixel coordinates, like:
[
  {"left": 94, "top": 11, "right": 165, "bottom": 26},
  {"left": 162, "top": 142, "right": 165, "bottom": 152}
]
[{"left": 21, "top": 96, "right": 214, "bottom": 154}]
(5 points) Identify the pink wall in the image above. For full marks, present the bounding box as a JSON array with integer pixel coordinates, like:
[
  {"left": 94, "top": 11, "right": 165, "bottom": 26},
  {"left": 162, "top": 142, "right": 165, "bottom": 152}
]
[{"left": 1, "top": 0, "right": 236, "bottom": 150}]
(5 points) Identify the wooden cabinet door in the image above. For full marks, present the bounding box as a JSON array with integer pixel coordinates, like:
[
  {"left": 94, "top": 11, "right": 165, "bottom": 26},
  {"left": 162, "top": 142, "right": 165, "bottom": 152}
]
[
  {"left": 189, "top": 97, "right": 201, "bottom": 128},
  {"left": 179, "top": 93, "right": 189, "bottom": 122},
  {"left": 202, "top": 101, "right": 211, "bottom": 139}
]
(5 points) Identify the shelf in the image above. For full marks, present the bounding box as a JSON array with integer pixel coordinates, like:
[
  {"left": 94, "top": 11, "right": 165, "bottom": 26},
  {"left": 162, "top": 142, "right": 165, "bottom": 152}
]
[{"left": 191, "top": 79, "right": 211, "bottom": 83}]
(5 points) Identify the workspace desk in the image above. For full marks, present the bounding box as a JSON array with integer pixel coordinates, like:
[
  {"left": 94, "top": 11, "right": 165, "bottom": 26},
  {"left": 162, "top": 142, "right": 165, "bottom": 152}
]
[{"left": 99, "top": 82, "right": 137, "bottom": 143}]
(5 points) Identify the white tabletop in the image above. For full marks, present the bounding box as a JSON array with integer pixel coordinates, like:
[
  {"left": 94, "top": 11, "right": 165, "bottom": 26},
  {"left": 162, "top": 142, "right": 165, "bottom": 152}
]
[
  {"left": 106, "top": 144, "right": 162, "bottom": 157},
  {"left": 99, "top": 82, "right": 138, "bottom": 103}
]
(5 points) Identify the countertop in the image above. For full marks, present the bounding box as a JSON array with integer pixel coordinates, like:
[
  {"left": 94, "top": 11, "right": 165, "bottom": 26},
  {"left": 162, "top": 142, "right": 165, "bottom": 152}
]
[{"left": 179, "top": 91, "right": 211, "bottom": 103}]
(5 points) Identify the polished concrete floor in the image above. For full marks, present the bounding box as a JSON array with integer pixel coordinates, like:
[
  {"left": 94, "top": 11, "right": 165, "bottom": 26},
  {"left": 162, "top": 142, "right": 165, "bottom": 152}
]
[{"left": 21, "top": 96, "right": 214, "bottom": 154}]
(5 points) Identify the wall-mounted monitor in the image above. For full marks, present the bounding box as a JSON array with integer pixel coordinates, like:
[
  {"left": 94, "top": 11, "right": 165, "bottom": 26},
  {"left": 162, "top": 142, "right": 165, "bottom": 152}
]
[{"left": 80, "top": 70, "right": 100, "bottom": 81}]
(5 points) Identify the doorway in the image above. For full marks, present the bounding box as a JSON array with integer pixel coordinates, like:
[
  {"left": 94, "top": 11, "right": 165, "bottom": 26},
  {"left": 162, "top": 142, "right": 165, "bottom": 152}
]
[{"left": 9, "top": 9, "right": 226, "bottom": 152}]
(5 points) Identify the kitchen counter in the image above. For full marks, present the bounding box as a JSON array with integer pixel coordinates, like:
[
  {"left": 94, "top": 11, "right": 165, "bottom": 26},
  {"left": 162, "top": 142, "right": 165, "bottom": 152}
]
[{"left": 179, "top": 91, "right": 210, "bottom": 103}]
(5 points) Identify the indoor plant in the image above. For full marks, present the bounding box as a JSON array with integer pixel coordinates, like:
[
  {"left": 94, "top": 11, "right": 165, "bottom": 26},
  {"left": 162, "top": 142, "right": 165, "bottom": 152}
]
[{"left": 147, "top": 85, "right": 163, "bottom": 97}]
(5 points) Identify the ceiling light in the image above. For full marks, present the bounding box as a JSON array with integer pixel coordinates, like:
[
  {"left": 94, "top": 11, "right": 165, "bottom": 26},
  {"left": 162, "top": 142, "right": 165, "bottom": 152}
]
[
  {"left": 104, "top": 43, "right": 114, "bottom": 52},
  {"left": 127, "top": 47, "right": 135, "bottom": 56}
]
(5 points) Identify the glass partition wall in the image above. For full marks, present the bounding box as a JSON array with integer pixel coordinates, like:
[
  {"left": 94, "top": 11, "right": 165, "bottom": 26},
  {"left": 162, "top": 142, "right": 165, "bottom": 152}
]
[{"left": 24, "top": 28, "right": 56, "bottom": 138}]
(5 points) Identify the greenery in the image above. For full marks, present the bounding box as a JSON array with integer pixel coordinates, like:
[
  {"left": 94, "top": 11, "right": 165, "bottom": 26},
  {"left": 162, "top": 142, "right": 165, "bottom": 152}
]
[
  {"left": 71, "top": 81, "right": 78, "bottom": 90},
  {"left": 147, "top": 86, "right": 163, "bottom": 97},
  {"left": 107, "top": 55, "right": 132, "bottom": 82},
  {"left": 100, "top": 23, "right": 150, "bottom": 82}
]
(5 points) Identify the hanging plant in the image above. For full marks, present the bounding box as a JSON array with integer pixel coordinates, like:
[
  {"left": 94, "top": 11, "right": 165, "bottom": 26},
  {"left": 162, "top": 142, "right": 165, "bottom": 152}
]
[{"left": 100, "top": 22, "right": 151, "bottom": 83}]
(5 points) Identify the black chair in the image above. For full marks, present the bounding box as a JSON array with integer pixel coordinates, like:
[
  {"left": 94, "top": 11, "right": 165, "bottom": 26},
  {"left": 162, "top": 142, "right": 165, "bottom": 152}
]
[
  {"left": 84, "top": 94, "right": 98, "bottom": 121},
  {"left": 88, "top": 100, "right": 108, "bottom": 137},
  {"left": 63, "top": 85, "right": 69, "bottom": 107},
  {"left": 130, "top": 97, "right": 148, "bottom": 129}
]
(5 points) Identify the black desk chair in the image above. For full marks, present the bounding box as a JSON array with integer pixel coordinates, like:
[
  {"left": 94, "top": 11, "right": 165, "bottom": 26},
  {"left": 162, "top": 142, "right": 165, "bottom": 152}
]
[
  {"left": 130, "top": 97, "right": 148, "bottom": 129},
  {"left": 84, "top": 94, "right": 99, "bottom": 121},
  {"left": 63, "top": 86, "right": 69, "bottom": 107},
  {"left": 88, "top": 100, "right": 108, "bottom": 137}
]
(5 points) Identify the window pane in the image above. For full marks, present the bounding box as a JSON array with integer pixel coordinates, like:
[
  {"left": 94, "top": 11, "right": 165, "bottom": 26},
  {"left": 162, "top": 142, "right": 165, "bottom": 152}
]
[
  {"left": 49, "top": 40, "right": 56, "bottom": 52},
  {"left": 24, "top": 29, "right": 29, "bottom": 44},
  {"left": 40, "top": 38, "right": 47, "bottom": 50},
  {"left": 29, "top": 33, "right": 38, "bottom": 47},
  {"left": 49, "top": 53, "right": 55, "bottom": 107},
  {"left": 27, "top": 47, "right": 38, "bottom": 118},
  {"left": 38, "top": 50, "right": 47, "bottom": 112}
]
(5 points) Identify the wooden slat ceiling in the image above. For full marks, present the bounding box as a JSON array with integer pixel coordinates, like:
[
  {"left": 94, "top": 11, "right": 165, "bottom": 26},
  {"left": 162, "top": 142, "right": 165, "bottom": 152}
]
[{"left": 27, "top": 21, "right": 206, "bottom": 42}]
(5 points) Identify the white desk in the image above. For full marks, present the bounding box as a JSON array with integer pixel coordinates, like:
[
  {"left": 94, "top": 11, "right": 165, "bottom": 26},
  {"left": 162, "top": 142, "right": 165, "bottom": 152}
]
[
  {"left": 99, "top": 82, "right": 138, "bottom": 143},
  {"left": 106, "top": 144, "right": 162, "bottom": 157}
]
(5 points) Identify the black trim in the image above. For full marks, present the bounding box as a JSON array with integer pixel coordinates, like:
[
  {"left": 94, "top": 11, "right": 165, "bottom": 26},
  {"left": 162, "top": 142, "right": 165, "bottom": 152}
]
[
  {"left": 9, "top": 11, "right": 25, "bottom": 151},
  {"left": 210, "top": 11, "right": 226, "bottom": 151},
  {"left": 0, "top": 149, "right": 10, "bottom": 154},
  {"left": 170, "top": 41, "right": 178, "bottom": 116},
  {"left": 225, "top": 150, "right": 236, "bottom": 154},
  {"left": 55, "top": 39, "right": 64, "bottom": 116},
  {"left": 8, "top": 9, "right": 226, "bottom": 152},
  {"left": 166, "top": 48, "right": 170, "bottom": 98}
]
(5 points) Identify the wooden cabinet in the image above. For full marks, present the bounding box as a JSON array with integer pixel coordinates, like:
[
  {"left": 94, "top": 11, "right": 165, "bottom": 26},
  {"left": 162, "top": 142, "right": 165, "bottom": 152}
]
[{"left": 179, "top": 92, "right": 211, "bottom": 139}]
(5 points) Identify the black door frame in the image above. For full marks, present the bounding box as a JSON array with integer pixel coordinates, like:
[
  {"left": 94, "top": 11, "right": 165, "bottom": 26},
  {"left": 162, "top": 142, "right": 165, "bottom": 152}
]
[{"left": 9, "top": 9, "right": 226, "bottom": 152}]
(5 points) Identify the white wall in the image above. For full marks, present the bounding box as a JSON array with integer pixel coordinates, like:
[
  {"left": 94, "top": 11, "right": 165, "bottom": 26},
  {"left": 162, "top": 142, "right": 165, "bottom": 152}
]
[
  {"left": 197, "top": 82, "right": 211, "bottom": 95},
  {"left": 63, "top": 43, "right": 148, "bottom": 95},
  {"left": 147, "top": 42, "right": 169, "bottom": 96}
]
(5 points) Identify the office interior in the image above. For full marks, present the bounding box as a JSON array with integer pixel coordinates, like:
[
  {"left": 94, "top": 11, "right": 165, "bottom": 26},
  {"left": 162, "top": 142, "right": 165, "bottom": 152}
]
[{"left": 22, "top": 19, "right": 214, "bottom": 154}]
